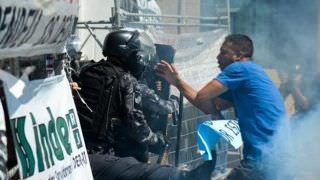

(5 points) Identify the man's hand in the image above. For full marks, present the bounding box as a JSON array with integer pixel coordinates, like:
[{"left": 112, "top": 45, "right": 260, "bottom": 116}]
[
  {"left": 70, "top": 82, "right": 81, "bottom": 90},
  {"left": 155, "top": 60, "right": 180, "bottom": 87}
]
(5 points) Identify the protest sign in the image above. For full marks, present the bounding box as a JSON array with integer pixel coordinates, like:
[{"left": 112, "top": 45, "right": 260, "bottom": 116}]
[
  {"left": 0, "top": 0, "right": 79, "bottom": 59},
  {"left": 0, "top": 100, "right": 7, "bottom": 180},
  {"left": 197, "top": 120, "right": 242, "bottom": 160},
  {"left": 0, "top": 70, "right": 93, "bottom": 180}
]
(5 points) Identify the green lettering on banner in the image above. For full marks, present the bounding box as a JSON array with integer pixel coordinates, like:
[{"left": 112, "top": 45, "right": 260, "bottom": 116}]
[
  {"left": 10, "top": 107, "right": 82, "bottom": 177},
  {"left": 47, "top": 108, "right": 64, "bottom": 160},
  {"left": 30, "top": 113, "right": 45, "bottom": 172},
  {"left": 39, "top": 124, "right": 55, "bottom": 168},
  {"left": 10, "top": 116, "right": 35, "bottom": 178},
  {"left": 66, "top": 109, "right": 83, "bottom": 149},
  {"left": 56, "top": 117, "right": 73, "bottom": 155},
  {"left": 73, "top": 129, "right": 82, "bottom": 149},
  {"left": 66, "top": 109, "right": 77, "bottom": 128}
]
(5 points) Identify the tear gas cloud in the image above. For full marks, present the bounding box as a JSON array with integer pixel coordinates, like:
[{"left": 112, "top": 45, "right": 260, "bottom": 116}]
[
  {"left": 264, "top": 106, "right": 320, "bottom": 179},
  {"left": 251, "top": 1, "right": 318, "bottom": 74}
]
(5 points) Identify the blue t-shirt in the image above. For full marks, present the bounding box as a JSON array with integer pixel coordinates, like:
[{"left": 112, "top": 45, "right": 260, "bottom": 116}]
[{"left": 215, "top": 61, "right": 286, "bottom": 161}]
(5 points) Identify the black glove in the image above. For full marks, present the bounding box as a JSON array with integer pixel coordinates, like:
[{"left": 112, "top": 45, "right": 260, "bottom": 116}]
[
  {"left": 138, "top": 83, "right": 155, "bottom": 98},
  {"left": 149, "top": 132, "right": 169, "bottom": 154},
  {"left": 156, "top": 132, "right": 167, "bottom": 148}
]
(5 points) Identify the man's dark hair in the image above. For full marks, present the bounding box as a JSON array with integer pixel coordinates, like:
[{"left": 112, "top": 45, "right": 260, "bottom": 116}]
[{"left": 223, "top": 34, "right": 254, "bottom": 58}]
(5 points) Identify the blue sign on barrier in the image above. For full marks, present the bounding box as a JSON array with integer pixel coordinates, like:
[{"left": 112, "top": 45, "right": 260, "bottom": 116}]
[{"left": 197, "top": 120, "right": 242, "bottom": 160}]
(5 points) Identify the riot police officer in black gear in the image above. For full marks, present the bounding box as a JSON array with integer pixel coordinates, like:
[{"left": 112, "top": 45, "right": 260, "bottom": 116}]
[
  {"left": 75, "top": 30, "right": 215, "bottom": 180},
  {"left": 75, "top": 30, "right": 167, "bottom": 162}
]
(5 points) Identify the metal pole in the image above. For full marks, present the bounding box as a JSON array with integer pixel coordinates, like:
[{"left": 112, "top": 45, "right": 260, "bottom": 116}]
[
  {"left": 83, "top": 23, "right": 103, "bottom": 49},
  {"left": 77, "top": 26, "right": 114, "bottom": 30},
  {"left": 113, "top": 0, "right": 121, "bottom": 28},
  {"left": 227, "top": 0, "right": 231, "bottom": 33},
  {"left": 122, "top": 12, "right": 228, "bottom": 20},
  {"left": 126, "top": 21, "right": 228, "bottom": 28},
  {"left": 177, "top": 0, "right": 182, "bottom": 34},
  {"left": 79, "top": 33, "right": 92, "bottom": 51},
  {"left": 78, "top": 21, "right": 112, "bottom": 25},
  {"left": 174, "top": 93, "right": 184, "bottom": 167},
  {"left": 175, "top": 0, "right": 183, "bottom": 167}
]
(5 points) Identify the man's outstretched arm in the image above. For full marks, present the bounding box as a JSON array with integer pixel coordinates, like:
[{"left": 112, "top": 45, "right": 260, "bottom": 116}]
[{"left": 156, "top": 60, "right": 228, "bottom": 114}]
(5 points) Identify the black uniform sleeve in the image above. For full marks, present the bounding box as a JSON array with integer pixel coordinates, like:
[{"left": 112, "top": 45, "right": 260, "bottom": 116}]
[
  {"left": 138, "top": 83, "right": 179, "bottom": 115},
  {"left": 120, "top": 74, "right": 163, "bottom": 146}
]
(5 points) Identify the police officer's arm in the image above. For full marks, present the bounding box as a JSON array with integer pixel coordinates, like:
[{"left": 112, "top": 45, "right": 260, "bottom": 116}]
[
  {"left": 156, "top": 60, "right": 228, "bottom": 114},
  {"left": 121, "top": 75, "right": 164, "bottom": 146},
  {"left": 138, "top": 83, "right": 178, "bottom": 114}
]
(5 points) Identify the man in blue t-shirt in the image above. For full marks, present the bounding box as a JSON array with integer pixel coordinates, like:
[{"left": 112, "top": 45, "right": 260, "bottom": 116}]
[{"left": 156, "top": 34, "right": 286, "bottom": 180}]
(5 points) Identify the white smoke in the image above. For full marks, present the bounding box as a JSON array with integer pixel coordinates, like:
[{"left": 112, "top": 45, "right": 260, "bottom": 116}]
[{"left": 264, "top": 105, "right": 320, "bottom": 180}]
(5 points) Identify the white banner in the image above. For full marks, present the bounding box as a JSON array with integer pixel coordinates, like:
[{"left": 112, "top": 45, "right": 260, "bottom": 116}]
[
  {"left": 0, "top": 0, "right": 79, "bottom": 59},
  {"left": 0, "top": 101, "right": 5, "bottom": 133},
  {"left": 0, "top": 101, "right": 7, "bottom": 180},
  {"left": 0, "top": 70, "right": 93, "bottom": 180}
]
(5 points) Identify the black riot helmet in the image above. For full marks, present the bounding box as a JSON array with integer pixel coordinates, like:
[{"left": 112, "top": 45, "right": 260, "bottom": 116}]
[{"left": 102, "top": 30, "right": 157, "bottom": 79}]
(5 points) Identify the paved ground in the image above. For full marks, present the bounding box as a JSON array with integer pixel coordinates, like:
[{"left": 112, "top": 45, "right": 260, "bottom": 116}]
[{"left": 211, "top": 168, "right": 232, "bottom": 180}]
